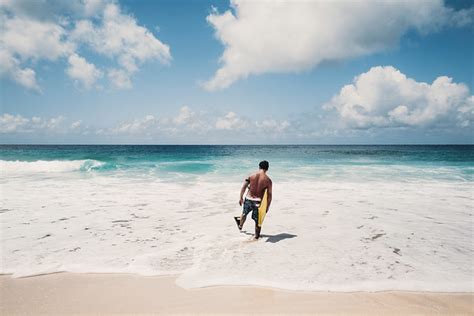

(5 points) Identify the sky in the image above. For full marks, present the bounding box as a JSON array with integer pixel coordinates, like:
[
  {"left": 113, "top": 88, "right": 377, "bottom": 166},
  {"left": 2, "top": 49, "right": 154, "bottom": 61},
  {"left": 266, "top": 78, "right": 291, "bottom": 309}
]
[{"left": 0, "top": 0, "right": 473, "bottom": 144}]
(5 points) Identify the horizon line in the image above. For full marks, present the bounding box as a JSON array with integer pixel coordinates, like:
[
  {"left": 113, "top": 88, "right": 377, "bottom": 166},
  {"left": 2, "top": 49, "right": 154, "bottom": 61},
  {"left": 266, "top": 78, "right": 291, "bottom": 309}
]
[{"left": 1, "top": 143, "right": 473, "bottom": 146}]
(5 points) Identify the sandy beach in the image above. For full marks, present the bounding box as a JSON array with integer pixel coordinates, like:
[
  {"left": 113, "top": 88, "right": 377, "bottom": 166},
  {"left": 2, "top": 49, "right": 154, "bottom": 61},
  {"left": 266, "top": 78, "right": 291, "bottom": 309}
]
[
  {"left": 1, "top": 146, "right": 473, "bottom": 314},
  {"left": 2, "top": 0, "right": 473, "bottom": 312},
  {"left": 0, "top": 273, "right": 472, "bottom": 315}
]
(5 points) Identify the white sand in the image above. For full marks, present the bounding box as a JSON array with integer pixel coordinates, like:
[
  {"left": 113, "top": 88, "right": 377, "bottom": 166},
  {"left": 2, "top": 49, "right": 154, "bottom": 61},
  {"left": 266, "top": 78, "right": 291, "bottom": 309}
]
[{"left": 1, "top": 174, "right": 472, "bottom": 292}]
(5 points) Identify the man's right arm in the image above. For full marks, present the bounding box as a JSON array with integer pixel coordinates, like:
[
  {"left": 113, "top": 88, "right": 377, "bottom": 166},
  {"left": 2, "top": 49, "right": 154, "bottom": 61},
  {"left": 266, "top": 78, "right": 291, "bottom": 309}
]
[{"left": 239, "top": 176, "right": 250, "bottom": 206}]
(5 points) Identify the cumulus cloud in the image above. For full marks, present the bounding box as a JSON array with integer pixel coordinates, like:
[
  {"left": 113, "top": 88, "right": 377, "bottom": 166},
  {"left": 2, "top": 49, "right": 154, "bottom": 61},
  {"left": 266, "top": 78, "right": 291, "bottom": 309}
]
[
  {"left": 203, "top": 0, "right": 473, "bottom": 90},
  {"left": 0, "top": 114, "right": 29, "bottom": 133},
  {"left": 4, "top": 88, "right": 470, "bottom": 142},
  {"left": 72, "top": 3, "right": 171, "bottom": 89},
  {"left": 324, "top": 66, "right": 473, "bottom": 129},
  {"left": 457, "top": 97, "right": 474, "bottom": 128},
  {"left": 1, "top": 14, "right": 73, "bottom": 61},
  {"left": 0, "top": 11, "right": 73, "bottom": 91},
  {"left": 171, "top": 106, "right": 210, "bottom": 132},
  {"left": 0, "top": 0, "right": 170, "bottom": 91},
  {"left": 0, "top": 113, "right": 65, "bottom": 133},
  {"left": 0, "top": 50, "right": 41, "bottom": 92},
  {"left": 66, "top": 54, "right": 103, "bottom": 89}
]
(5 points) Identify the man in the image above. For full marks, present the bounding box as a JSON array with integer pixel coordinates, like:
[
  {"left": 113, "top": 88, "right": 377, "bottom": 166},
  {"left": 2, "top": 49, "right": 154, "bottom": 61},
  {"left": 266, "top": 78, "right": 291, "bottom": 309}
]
[{"left": 238, "top": 160, "right": 272, "bottom": 239}]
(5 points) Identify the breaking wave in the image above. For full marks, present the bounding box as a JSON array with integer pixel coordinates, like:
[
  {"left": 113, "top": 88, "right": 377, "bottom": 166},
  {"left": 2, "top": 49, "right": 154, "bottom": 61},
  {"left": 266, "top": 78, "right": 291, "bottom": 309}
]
[{"left": 0, "top": 159, "right": 106, "bottom": 174}]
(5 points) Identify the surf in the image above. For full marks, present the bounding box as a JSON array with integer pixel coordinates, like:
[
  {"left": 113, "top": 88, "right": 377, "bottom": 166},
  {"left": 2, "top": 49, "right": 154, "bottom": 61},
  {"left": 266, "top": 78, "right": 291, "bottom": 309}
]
[{"left": 0, "top": 159, "right": 106, "bottom": 174}]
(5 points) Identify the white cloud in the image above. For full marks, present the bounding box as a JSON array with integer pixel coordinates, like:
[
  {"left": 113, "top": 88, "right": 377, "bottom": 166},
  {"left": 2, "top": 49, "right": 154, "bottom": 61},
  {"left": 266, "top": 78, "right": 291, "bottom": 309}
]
[
  {"left": 105, "top": 110, "right": 205, "bottom": 137},
  {"left": 0, "top": 49, "right": 41, "bottom": 92},
  {"left": 0, "top": 113, "right": 29, "bottom": 133},
  {"left": 66, "top": 54, "right": 103, "bottom": 89},
  {"left": 204, "top": 0, "right": 473, "bottom": 90},
  {"left": 457, "top": 96, "right": 474, "bottom": 128},
  {"left": 0, "top": 0, "right": 171, "bottom": 91},
  {"left": 215, "top": 112, "right": 248, "bottom": 130},
  {"left": 0, "top": 113, "right": 65, "bottom": 133},
  {"left": 171, "top": 106, "right": 209, "bottom": 132},
  {"left": 103, "top": 107, "right": 208, "bottom": 137},
  {"left": 105, "top": 108, "right": 291, "bottom": 137},
  {"left": 4, "top": 93, "right": 471, "bottom": 143},
  {"left": 102, "top": 108, "right": 291, "bottom": 139},
  {"left": 72, "top": 4, "right": 171, "bottom": 65},
  {"left": 324, "top": 66, "right": 473, "bottom": 129},
  {"left": 0, "top": 11, "right": 73, "bottom": 91},
  {"left": 1, "top": 17, "right": 72, "bottom": 61},
  {"left": 72, "top": 3, "right": 171, "bottom": 89}
]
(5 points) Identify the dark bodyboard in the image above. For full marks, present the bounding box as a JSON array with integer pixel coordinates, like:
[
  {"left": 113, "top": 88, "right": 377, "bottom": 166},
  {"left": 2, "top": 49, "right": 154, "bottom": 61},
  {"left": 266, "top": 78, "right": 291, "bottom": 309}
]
[{"left": 234, "top": 216, "right": 241, "bottom": 230}]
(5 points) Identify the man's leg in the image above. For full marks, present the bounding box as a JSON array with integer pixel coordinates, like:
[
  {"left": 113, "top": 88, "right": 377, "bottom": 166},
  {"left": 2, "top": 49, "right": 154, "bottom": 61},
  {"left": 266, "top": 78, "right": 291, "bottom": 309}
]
[
  {"left": 240, "top": 199, "right": 252, "bottom": 230},
  {"left": 255, "top": 225, "right": 261, "bottom": 239},
  {"left": 252, "top": 203, "right": 261, "bottom": 239},
  {"left": 239, "top": 213, "right": 247, "bottom": 230}
]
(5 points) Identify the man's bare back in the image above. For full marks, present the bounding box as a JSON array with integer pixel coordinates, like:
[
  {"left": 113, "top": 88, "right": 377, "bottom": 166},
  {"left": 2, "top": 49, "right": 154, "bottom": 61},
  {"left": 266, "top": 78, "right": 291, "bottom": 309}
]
[{"left": 246, "top": 172, "right": 272, "bottom": 200}]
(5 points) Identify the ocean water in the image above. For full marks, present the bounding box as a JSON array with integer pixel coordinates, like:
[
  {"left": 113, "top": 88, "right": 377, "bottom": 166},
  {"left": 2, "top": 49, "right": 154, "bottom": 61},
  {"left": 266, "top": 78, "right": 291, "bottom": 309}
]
[{"left": 0, "top": 145, "right": 472, "bottom": 292}]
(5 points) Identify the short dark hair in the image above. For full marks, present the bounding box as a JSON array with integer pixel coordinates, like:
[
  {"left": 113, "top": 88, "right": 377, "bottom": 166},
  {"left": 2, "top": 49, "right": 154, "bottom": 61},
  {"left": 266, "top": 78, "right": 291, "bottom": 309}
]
[{"left": 259, "top": 160, "right": 269, "bottom": 171}]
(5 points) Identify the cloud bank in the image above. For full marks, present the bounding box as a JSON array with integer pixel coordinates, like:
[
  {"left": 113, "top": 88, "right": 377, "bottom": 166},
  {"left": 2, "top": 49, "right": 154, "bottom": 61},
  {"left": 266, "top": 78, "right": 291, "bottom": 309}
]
[
  {"left": 2, "top": 67, "right": 471, "bottom": 143},
  {"left": 204, "top": 0, "right": 473, "bottom": 90},
  {"left": 0, "top": 106, "right": 290, "bottom": 143},
  {"left": 0, "top": 113, "right": 65, "bottom": 133},
  {"left": 0, "top": 0, "right": 171, "bottom": 91}
]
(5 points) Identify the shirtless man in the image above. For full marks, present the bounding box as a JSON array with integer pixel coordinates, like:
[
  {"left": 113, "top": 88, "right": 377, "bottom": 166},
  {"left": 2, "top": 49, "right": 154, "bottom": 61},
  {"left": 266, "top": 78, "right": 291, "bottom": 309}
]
[{"left": 238, "top": 160, "right": 273, "bottom": 239}]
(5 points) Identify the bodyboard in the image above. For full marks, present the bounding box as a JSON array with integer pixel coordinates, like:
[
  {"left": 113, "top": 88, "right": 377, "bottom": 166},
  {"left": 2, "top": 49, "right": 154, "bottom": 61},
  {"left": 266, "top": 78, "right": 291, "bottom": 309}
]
[
  {"left": 234, "top": 216, "right": 241, "bottom": 229},
  {"left": 258, "top": 189, "right": 268, "bottom": 227}
]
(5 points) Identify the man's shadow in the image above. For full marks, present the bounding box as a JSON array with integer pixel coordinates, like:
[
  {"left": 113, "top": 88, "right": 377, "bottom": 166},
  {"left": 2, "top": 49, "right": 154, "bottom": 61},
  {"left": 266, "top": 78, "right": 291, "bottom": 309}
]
[{"left": 241, "top": 231, "right": 297, "bottom": 243}]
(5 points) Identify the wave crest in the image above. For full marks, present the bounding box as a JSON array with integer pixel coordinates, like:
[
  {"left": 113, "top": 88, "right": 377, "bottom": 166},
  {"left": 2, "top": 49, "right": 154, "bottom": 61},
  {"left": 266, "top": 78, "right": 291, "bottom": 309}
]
[{"left": 0, "top": 159, "right": 106, "bottom": 174}]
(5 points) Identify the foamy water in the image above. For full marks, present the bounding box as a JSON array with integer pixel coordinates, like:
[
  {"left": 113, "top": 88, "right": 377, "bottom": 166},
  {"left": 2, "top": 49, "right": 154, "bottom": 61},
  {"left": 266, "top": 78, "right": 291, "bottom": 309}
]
[
  {"left": 0, "top": 145, "right": 472, "bottom": 292},
  {"left": 0, "top": 159, "right": 105, "bottom": 173}
]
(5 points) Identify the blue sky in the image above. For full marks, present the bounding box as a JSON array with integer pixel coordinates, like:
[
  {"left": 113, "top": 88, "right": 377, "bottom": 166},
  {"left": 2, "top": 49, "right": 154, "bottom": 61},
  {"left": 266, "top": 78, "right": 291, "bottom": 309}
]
[{"left": 1, "top": 0, "right": 473, "bottom": 144}]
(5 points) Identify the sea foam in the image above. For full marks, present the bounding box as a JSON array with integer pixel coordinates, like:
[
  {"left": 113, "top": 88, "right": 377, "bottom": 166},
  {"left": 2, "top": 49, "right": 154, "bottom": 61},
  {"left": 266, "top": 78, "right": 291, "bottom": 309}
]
[{"left": 0, "top": 159, "right": 105, "bottom": 174}]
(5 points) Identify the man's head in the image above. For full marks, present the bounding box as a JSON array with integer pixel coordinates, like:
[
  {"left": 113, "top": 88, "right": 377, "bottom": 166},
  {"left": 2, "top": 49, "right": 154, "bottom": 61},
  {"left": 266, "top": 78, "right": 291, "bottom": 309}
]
[{"left": 259, "top": 160, "right": 269, "bottom": 171}]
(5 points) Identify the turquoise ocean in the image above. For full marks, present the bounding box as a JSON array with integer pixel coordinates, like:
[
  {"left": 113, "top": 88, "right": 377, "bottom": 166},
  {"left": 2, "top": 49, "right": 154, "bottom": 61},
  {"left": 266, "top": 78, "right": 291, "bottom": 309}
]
[{"left": 1, "top": 145, "right": 472, "bottom": 181}]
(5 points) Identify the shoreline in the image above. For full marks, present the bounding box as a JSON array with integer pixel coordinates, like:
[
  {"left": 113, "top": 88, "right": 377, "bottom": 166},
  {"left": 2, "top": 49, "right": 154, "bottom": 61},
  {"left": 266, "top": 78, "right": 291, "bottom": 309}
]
[
  {"left": 1, "top": 273, "right": 472, "bottom": 315},
  {"left": 2, "top": 272, "right": 471, "bottom": 294}
]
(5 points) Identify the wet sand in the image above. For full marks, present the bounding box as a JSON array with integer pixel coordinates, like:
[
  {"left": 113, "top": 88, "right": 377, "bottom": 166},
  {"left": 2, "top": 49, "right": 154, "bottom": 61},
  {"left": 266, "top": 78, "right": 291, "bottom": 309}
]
[{"left": 1, "top": 273, "right": 472, "bottom": 315}]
